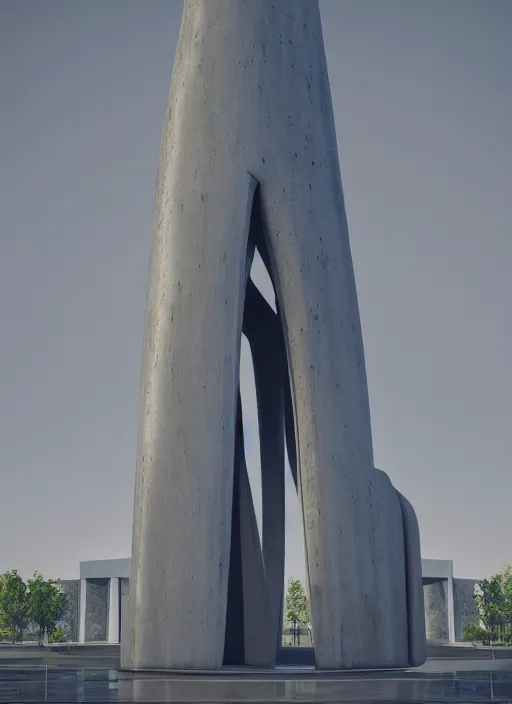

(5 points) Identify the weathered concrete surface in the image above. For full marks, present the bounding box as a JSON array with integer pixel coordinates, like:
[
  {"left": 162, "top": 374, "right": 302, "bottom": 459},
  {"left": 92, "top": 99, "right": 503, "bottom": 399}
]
[
  {"left": 84, "top": 579, "right": 109, "bottom": 643},
  {"left": 124, "top": 0, "right": 426, "bottom": 671},
  {"left": 346, "top": 469, "right": 408, "bottom": 669},
  {"left": 424, "top": 580, "right": 449, "bottom": 641},
  {"left": 453, "top": 578, "right": 480, "bottom": 642},
  {"left": 58, "top": 579, "right": 80, "bottom": 643}
]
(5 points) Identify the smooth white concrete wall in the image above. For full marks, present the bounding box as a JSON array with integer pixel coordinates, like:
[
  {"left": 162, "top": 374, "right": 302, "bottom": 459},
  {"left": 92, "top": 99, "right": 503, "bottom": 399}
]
[
  {"left": 80, "top": 559, "right": 130, "bottom": 580},
  {"left": 447, "top": 573, "right": 456, "bottom": 643},
  {"left": 108, "top": 578, "right": 120, "bottom": 644},
  {"left": 421, "top": 559, "right": 454, "bottom": 580},
  {"left": 78, "top": 578, "right": 86, "bottom": 644}
]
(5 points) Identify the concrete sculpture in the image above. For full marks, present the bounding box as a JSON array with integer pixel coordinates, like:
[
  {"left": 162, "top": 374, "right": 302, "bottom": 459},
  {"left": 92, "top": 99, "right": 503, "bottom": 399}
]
[{"left": 122, "top": 0, "right": 427, "bottom": 671}]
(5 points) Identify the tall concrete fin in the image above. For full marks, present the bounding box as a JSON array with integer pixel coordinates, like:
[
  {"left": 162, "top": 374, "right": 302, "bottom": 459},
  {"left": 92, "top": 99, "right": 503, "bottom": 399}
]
[
  {"left": 224, "top": 396, "right": 273, "bottom": 667},
  {"left": 258, "top": 108, "right": 410, "bottom": 668},
  {"left": 123, "top": 146, "right": 258, "bottom": 668},
  {"left": 223, "top": 408, "right": 246, "bottom": 666},
  {"left": 239, "top": 431, "right": 273, "bottom": 666}
]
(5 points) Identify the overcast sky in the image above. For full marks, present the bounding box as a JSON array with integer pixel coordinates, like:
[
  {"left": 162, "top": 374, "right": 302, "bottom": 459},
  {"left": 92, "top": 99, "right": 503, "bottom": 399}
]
[{"left": 0, "top": 0, "right": 510, "bottom": 585}]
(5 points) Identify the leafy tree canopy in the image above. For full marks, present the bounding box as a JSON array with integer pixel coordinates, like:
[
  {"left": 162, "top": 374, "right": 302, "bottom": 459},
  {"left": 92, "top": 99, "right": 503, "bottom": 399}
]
[
  {"left": 474, "top": 574, "right": 504, "bottom": 631},
  {"left": 502, "top": 563, "right": 512, "bottom": 620},
  {"left": 0, "top": 571, "right": 29, "bottom": 644},
  {"left": 474, "top": 564, "right": 512, "bottom": 641},
  {"left": 27, "top": 572, "right": 67, "bottom": 644},
  {"left": 285, "top": 578, "right": 310, "bottom": 628}
]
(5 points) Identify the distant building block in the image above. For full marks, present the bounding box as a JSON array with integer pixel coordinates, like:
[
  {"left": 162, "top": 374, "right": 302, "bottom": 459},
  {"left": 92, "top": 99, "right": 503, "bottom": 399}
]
[{"left": 79, "top": 558, "right": 478, "bottom": 651}]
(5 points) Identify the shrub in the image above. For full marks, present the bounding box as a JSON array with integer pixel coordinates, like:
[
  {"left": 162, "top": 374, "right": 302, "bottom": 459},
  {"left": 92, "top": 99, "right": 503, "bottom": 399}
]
[
  {"left": 463, "top": 623, "right": 489, "bottom": 643},
  {"left": 48, "top": 626, "right": 67, "bottom": 644}
]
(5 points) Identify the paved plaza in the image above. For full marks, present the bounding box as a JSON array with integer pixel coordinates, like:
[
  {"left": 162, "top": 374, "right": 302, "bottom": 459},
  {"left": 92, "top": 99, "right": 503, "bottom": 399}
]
[{"left": 0, "top": 646, "right": 511, "bottom": 702}]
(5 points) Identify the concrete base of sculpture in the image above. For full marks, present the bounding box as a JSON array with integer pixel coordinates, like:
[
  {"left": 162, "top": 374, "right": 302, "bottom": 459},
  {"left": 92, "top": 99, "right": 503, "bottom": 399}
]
[{"left": 122, "top": 0, "right": 426, "bottom": 671}]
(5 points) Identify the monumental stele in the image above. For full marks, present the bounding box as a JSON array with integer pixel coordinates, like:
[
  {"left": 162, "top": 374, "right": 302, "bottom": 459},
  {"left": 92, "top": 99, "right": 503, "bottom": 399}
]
[{"left": 121, "top": 0, "right": 427, "bottom": 671}]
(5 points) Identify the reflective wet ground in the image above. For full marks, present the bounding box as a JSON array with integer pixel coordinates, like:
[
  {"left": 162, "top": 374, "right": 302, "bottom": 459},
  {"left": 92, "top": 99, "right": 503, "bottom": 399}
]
[{"left": 0, "top": 663, "right": 511, "bottom": 703}]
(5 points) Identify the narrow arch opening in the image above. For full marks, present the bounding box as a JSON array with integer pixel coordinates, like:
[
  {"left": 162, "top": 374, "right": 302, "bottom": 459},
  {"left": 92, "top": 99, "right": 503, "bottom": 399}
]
[
  {"left": 224, "top": 186, "right": 308, "bottom": 665},
  {"left": 248, "top": 250, "right": 307, "bottom": 644}
]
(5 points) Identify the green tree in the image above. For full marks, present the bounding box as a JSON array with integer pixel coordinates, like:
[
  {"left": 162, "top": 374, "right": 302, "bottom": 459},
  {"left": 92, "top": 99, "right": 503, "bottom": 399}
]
[
  {"left": 474, "top": 574, "right": 505, "bottom": 644},
  {"left": 502, "top": 564, "right": 512, "bottom": 621},
  {"left": 27, "top": 573, "right": 67, "bottom": 646},
  {"left": 285, "top": 578, "right": 310, "bottom": 646},
  {"left": 0, "top": 571, "right": 29, "bottom": 644}
]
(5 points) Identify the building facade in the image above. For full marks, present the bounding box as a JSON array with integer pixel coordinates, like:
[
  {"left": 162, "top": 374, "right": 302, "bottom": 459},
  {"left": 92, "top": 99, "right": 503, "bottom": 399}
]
[{"left": 57, "top": 558, "right": 479, "bottom": 645}]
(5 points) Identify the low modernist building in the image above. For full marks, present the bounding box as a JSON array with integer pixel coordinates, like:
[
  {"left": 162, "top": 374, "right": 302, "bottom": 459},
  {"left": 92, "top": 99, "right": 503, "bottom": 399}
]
[{"left": 57, "top": 558, "right": 479, "bottom": 646}]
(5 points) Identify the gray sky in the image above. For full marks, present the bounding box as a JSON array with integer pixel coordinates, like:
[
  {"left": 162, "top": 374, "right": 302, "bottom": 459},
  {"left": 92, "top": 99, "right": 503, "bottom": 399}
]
[{"left": 0, "top": 0, "right": 510, "bottom": 585}]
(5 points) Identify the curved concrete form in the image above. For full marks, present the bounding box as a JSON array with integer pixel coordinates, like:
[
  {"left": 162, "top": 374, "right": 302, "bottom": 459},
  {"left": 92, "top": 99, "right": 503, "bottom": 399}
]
[
  {"left": 123, "top": 0, "right": 426, "bottom": 671},
  {"left": 224, "top": 398, "right": 272, "bottom": 667},
  {"left": 397, "top": 491, "right": 428, "bottom": 666}
]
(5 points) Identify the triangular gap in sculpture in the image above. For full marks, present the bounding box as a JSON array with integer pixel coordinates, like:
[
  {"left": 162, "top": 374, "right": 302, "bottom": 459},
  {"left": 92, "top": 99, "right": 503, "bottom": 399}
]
[
  {"left": 222, "top": 183, "right": 425, "bottom": 669},
  {"left": 223, "top": 184, "right": 315, "bottom": 667},
  {"left": 223, "top": 185, "right": 290, "bottom": 667}
]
